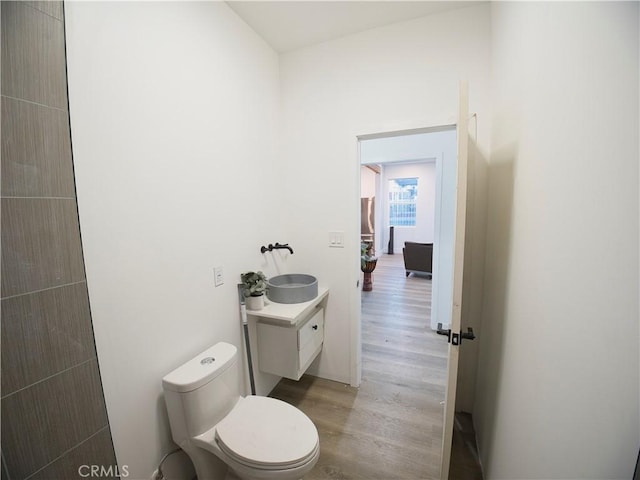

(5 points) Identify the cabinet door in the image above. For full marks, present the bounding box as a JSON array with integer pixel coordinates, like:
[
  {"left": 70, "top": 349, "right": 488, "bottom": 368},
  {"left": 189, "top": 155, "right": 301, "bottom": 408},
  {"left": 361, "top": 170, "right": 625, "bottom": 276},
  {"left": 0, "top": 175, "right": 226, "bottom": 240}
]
[
  {"left": 256, "top": 307, "right": 325, "bottom": 380},
  {"left": 298, "top": 308, "right": 324, "bottom": 372},
  {"left": 257, "top": 322, "right": 298, "bottom": 378}
]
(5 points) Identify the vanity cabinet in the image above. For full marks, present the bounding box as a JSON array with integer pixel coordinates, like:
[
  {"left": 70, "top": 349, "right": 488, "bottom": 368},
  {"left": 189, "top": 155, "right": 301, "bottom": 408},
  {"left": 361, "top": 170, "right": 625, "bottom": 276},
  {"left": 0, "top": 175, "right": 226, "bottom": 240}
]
[
  {"left": 257, "top": 306, "right": 324, "bottom": 380},
  {"left": 246, "top": 287, "right": 328, "bottom": 381}
]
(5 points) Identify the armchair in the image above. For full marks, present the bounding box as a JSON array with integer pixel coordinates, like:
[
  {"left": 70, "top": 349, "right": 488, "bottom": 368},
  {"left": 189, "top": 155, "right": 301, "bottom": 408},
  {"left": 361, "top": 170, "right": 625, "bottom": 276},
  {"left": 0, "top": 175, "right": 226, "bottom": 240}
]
[{"left": 402, "top": 242, "right": 433, "bottom": 278}]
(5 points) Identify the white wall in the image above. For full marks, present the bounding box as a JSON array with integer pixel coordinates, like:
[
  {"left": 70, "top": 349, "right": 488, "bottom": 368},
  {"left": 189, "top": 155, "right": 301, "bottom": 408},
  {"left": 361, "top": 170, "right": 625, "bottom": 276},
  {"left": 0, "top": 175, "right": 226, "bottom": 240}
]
[
  {"left": 475, "top": 2, "right": 639, "bottom": 478},
  {"left": 280, "top": 3, "right": 491, "bottom": 388},
  {"left": 65, "top": 2, "right": 284, "bottom": 478}
]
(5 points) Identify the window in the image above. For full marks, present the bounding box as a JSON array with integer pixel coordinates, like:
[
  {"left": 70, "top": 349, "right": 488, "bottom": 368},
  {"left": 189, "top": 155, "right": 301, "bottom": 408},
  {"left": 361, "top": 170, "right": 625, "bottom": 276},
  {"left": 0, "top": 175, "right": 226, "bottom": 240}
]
[{"left": 388, "top": 177, "right": 417, "bottom": 226}]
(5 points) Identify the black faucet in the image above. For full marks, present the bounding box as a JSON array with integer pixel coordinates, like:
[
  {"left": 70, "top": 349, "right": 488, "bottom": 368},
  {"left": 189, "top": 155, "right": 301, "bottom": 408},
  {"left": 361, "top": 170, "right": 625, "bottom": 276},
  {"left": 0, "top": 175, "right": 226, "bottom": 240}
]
[{"left": 260, "top": 243, "right": 294, "bottom": 254}]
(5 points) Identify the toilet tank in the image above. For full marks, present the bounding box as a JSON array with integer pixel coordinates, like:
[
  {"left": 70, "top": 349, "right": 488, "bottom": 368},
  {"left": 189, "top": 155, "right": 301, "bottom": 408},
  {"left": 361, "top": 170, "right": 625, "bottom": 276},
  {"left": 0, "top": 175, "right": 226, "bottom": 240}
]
[{"left": 162, "top": 342, "right": 241, "bottom": 443}]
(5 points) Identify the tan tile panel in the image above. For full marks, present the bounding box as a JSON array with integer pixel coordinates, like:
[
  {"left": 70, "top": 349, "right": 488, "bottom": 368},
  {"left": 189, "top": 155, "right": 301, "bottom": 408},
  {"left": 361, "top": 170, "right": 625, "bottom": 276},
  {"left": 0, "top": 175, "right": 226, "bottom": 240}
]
[
  {"left": 1, "top": 96, "right": 74, "bottom": 198},
  {"left": 1, "top": 1, "right": 67, "bottom": 109},
  {"left": 1, "top": 360, "right": 109, "bottom": 479},
  {"left": 28, "top": 428, "right": 118, "bottom": 480},
  {"left": 1, "top": 198, "right": 85, "bottom": 298},
  {"left": 1, "top": 282, "right": 96, "bottom": 395}
]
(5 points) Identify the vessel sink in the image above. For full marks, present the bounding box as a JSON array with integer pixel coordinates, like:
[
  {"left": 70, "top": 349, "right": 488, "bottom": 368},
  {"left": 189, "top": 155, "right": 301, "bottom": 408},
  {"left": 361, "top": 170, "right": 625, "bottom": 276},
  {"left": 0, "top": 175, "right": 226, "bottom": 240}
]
[{"left": 267, "top": 274, "right": 318, "bottom": 304}]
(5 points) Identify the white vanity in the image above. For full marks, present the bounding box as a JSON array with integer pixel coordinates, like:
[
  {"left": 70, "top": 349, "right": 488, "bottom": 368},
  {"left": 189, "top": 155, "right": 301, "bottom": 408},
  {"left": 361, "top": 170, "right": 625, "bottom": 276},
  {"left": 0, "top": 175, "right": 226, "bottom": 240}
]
[{"left": 247, "top": 287, "right": 328, "bottom": 381}]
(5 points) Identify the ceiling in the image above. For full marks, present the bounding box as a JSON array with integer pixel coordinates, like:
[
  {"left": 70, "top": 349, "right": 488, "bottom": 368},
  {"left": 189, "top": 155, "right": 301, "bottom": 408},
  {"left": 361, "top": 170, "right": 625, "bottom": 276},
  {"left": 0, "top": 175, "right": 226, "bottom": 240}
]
[{"left": 226, "top": 1, "right": 481, "bottom": 53}]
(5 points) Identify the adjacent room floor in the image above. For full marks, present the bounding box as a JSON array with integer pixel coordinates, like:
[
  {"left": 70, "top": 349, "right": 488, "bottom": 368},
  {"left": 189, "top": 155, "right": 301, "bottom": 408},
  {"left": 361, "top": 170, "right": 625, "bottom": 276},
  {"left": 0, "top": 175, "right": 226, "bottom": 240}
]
[{"left": 271, "top": 253, "right": 486, "bottom": 479}]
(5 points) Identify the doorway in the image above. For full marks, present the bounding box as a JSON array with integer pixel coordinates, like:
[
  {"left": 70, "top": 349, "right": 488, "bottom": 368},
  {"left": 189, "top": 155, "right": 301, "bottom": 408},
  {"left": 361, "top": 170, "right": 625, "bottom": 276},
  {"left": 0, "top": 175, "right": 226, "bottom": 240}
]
[
  {"left": 358, "top": 126, "right": 457, "bottom": 331},
  {"left": 357, "top": 126, "right": 458, "bottom": 475}
]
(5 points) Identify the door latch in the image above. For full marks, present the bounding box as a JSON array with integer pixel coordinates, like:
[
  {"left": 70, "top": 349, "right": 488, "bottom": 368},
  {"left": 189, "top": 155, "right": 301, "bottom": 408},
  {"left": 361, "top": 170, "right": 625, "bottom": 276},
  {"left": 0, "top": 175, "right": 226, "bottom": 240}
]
[
  {"left": 437, "top": 323, "right": 475, "bottom": 345},
  {"left": 436, "top": 323, "right": 452, "bottom": 342}
]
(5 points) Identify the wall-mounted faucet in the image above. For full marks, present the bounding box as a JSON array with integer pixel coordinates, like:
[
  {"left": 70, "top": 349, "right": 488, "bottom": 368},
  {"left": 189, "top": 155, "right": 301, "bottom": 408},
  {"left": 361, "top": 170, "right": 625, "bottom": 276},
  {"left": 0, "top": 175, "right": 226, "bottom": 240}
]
[{"left": 260, "top": 242, "right": 294, "bottom": 254}]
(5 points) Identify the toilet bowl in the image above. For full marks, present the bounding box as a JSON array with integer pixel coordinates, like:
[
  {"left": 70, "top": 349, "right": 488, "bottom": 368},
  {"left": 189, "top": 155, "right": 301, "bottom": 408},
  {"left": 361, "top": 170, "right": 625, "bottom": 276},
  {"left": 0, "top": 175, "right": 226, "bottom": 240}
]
[{"left": 162, "top": 342, "right": 319, "bottom": 480}]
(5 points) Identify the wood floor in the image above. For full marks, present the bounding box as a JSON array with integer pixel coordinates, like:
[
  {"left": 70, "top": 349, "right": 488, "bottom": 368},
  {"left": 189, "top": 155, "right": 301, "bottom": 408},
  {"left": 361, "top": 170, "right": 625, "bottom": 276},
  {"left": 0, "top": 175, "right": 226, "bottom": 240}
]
[{"left": 270, "top": 253, "right": 448, "bottom": 479}]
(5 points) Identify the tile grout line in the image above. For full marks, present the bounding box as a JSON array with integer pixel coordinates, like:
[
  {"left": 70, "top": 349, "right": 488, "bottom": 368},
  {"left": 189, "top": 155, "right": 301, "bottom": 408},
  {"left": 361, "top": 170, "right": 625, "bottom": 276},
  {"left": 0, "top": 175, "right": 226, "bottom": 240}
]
[
  {"left": 1, "top": 196, "right": 76, "bottom": 200},
  {"left": 22, "top": 426, "right": 110, "bottom": 480},
  {"left": 20, "top": 2, "right": 64, "bottom": 22},
  {"left": 1, "top": 94, "right": 68, "bottom": 113},
  {"left": 0, "top": 356, "right": 97, "bottom": 400},
  {"left": 1, "top": 280, "right": 86, "bottom": 301}
]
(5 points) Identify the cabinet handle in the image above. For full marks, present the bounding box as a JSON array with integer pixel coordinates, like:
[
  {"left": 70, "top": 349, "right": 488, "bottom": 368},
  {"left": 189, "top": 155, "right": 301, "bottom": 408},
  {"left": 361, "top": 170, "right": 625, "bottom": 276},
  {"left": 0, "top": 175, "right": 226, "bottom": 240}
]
[{"left": 312, "top": 325, "right": 318, "bottom": 330}]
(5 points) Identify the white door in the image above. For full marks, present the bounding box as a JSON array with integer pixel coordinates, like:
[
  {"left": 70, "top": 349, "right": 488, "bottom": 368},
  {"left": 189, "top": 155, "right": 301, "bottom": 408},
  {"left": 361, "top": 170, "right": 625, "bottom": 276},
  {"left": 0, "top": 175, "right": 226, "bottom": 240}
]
[{"left": 439, "top": 81, "right": 470, "bottom": 480}]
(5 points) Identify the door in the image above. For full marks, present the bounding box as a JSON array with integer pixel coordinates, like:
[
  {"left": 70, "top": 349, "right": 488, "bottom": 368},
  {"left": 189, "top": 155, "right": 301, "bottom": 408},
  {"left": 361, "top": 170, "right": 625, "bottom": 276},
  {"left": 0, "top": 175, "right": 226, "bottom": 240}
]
[{"left": 440, "top": 81, "right": 470, "bottom": 480}]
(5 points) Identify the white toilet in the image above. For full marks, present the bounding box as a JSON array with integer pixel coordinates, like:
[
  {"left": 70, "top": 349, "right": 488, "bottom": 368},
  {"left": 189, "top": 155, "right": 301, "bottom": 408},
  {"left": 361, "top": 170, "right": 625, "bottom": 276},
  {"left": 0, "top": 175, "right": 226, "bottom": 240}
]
[{"left": 162, "top": 342, "right": 319, "bottom": 480}]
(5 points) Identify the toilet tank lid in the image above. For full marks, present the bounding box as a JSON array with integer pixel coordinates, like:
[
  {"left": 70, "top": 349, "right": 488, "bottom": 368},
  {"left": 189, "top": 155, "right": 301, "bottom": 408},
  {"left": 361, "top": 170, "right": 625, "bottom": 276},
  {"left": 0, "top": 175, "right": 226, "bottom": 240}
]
[{"left": 162, "top": 342, "right": 237, "bottom": 393}]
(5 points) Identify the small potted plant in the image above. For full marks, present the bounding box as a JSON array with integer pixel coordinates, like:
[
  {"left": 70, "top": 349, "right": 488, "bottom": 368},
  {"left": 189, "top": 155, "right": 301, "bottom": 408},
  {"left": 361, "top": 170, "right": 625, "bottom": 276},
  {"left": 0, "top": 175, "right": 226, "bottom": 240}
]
[{"left": 241, "top": 271, "right": 268, "bottom": 310}]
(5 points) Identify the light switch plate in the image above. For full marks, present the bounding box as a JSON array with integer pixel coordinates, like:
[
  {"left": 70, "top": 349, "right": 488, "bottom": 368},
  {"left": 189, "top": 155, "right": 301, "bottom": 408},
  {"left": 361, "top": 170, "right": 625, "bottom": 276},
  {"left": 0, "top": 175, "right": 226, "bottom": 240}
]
[
  {"left": 214, "top": 266, "right": 224, "bottom": 286},
  {"left": 329, "top": 231, "right": 344, "bottom": 248}
]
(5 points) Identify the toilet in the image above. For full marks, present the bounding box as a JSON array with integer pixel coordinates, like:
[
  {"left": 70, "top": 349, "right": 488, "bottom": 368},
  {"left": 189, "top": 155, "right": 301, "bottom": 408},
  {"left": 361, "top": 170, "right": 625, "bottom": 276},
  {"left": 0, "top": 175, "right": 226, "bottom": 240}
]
[{"left": 162, "top": 342, "right": 319, "bottom": 480}]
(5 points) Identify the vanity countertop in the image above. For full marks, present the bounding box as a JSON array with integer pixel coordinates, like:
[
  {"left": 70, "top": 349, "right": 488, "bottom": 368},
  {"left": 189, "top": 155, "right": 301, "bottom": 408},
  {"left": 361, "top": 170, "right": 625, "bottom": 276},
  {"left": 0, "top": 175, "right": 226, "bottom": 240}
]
[{"left": 246, "top": 287, "right": 329, "bottom": 326}]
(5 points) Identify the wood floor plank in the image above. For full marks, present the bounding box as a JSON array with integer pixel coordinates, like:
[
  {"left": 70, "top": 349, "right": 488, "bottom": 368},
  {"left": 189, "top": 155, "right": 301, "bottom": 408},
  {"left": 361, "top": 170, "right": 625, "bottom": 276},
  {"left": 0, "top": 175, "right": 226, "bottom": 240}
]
[{"left": 270, "top": 254, "right": 447, "bottom": 479}]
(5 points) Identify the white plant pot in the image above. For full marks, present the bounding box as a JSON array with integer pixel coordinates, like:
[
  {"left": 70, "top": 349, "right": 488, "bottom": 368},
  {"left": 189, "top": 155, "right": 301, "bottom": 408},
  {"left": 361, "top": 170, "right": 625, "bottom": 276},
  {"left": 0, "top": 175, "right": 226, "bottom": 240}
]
[{"left": 246, "top": 295, "right": 264, "bottom": 311}]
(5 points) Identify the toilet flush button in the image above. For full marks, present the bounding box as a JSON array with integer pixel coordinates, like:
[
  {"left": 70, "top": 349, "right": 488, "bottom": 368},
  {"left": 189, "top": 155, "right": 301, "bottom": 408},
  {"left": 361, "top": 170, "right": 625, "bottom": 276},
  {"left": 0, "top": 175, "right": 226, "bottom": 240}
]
[{"left": 200, "top": 357, "right": 215, "bottom": 365}]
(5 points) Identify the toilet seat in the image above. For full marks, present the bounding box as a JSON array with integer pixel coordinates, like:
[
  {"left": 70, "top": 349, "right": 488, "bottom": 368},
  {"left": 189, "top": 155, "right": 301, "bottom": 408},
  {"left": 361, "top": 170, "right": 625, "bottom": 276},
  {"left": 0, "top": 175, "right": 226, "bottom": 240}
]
[
  {"left": 214, "top": 396, "right": 318, "bottom": 470},
  {"left": 218, "top": 438, "right": 319, "bottom": 471}
]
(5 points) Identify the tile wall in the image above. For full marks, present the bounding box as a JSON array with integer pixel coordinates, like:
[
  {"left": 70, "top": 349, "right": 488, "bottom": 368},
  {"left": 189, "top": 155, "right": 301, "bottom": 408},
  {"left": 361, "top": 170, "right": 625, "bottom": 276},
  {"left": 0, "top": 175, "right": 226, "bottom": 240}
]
[{"left": 1, "top": 2, "right": 117, "bottom": 478}]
